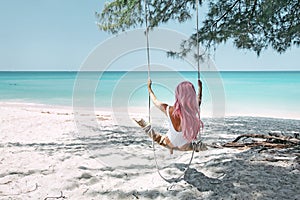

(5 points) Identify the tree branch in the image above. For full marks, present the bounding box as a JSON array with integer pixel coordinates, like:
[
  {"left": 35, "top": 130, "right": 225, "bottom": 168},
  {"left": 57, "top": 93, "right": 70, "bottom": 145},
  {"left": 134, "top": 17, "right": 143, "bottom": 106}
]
[
  {"left": 231, "top": 134, "right": 299, "bottom": 144},
  {"left": 212, "top": 0, "right": 240, "bottom": 27}
]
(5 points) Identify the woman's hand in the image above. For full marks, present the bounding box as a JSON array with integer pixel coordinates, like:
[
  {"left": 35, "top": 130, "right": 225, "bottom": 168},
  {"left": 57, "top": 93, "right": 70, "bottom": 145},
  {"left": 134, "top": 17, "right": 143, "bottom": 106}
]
[
  {"left": 147, "top": 79, "right": 152, "bottom": 90},
  {"left": 146, "top": 78, "right": 168, "bottom": 115},
  {"left": 198, "top": 79, "right": 202, "bottom": 106},
  {"left": 198, "top": 79, "right": 202, "bottom": 88}
]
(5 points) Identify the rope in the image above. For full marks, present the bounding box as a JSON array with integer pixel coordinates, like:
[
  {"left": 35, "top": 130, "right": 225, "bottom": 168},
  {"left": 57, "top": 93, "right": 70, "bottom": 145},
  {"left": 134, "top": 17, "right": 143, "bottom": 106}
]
[
  {"left": 152, "top": 139, "right": 196, "bottom": 183},
  {"left": 196, "top": 0, "right": 200, "bottom": 80},
  {"left": 196, "top": 0, "right": 202, "bottom": 130},
  {"left": 145, "top": 0, "right": 151, "bottom": 123},
  {"left": 144, "top": 125, "right": 197, "bottom": 183},
  {"left": 144, "top": 0, "right": 201, "bottom": 183}
]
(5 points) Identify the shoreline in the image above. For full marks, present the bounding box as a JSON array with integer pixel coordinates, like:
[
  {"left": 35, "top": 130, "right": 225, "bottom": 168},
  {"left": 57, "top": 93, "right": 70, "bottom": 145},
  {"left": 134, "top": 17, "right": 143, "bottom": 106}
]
[{"left": 1, "top": 101, "right": 300, "bottom": 121}]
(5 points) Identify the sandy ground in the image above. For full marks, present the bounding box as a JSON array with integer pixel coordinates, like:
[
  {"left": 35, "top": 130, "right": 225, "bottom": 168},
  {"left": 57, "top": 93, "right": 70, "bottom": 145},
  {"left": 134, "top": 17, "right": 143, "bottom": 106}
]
[{"left": 0, "top": 102, "right": 299, "bottom": 200}]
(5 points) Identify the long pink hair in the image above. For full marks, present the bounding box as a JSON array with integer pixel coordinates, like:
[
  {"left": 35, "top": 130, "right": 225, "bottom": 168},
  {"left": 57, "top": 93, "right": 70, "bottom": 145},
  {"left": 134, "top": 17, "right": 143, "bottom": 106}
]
[{"left": 172, "top": 81, "right": 203, "bottom": 142}]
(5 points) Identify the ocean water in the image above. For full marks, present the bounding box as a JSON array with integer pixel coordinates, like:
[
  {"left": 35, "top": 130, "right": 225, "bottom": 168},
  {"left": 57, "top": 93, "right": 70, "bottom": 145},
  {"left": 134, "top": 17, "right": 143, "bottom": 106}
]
[{"left": 0, "top": 71, "right": 299, "bottom": 119}]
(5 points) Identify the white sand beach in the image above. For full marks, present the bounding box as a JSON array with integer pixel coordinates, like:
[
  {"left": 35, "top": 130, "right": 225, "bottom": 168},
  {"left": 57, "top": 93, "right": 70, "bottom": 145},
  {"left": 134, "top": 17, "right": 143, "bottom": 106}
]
[{"left": 0, "top": 102, "right": 299, "bottom": 200}]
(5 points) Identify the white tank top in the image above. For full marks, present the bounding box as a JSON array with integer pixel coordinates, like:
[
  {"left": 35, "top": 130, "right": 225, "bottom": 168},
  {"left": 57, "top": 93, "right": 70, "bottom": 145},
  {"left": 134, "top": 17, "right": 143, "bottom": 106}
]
[{"left": 166, "top": 106, "right": 188, "bottom": 147}]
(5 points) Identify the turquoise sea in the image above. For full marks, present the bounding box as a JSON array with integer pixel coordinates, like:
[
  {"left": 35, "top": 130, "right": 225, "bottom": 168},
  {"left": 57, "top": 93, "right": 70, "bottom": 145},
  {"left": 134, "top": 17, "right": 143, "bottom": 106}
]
[{"left": 1, "top": 71, "right": 299, "bottom": 119}]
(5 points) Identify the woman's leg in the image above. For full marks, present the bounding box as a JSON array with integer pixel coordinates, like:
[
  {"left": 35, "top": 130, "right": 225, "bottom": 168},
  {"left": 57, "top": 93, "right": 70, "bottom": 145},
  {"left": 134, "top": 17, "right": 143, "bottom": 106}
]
[
  {"left": 134, "top": 118, "right": 207, "bottom": 153},
  {"left": 134, "top": 118, "right": 175, "bottom": 150}
]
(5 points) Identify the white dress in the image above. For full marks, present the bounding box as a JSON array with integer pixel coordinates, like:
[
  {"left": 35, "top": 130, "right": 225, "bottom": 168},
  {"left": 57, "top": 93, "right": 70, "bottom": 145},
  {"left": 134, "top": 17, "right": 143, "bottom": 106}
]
[{"left": 166, "top": 106, "right": 188, "bottom": 147}]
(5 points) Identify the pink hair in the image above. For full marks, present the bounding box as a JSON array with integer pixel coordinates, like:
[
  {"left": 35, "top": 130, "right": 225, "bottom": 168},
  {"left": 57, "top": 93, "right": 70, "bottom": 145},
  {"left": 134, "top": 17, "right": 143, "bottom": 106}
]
[{"left": 172, "top": 81, "right": 203, "bottom": 142}]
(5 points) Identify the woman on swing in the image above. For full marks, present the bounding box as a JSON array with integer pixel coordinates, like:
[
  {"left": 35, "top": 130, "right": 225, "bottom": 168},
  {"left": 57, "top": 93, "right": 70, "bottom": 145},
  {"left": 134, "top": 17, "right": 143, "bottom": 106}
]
[{"left": 135, "top": 79, "right": 207, "bottom": 154}]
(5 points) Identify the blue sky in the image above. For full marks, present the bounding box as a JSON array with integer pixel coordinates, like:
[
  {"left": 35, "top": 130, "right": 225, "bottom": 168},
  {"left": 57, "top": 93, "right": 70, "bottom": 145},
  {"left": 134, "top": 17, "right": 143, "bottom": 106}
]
[{"left": 0, "top": 0, "right": 299, "bottom": 71}]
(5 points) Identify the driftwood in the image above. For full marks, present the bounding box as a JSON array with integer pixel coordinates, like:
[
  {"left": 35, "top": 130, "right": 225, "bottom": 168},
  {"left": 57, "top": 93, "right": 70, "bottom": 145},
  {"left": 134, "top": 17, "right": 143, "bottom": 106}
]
[{"left": 223, "top": 134, "right": 300, "bottom": 149}]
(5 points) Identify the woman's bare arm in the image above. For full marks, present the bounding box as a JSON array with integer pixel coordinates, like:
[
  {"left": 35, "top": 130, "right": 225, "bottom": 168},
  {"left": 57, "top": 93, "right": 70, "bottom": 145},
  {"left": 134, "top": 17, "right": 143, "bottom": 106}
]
[{"left": 148, "top": 79, "right": 168, "bottom": 115}]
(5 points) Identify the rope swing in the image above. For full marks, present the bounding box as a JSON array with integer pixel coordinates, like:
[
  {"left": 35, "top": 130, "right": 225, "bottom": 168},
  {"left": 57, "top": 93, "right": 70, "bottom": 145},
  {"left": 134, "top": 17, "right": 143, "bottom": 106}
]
[
  {"left": 144, "top": 0, "right": 202, "bottom": 183},
  {"left": 145, "top": 0, "right": 151, "bottom": 123}
]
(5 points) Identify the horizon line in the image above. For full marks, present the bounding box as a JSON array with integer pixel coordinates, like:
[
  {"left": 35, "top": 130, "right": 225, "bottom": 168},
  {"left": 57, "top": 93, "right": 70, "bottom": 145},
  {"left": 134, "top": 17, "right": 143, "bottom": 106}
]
[{"left": 0, "top": 70, "right": 300, "bottom": 72}]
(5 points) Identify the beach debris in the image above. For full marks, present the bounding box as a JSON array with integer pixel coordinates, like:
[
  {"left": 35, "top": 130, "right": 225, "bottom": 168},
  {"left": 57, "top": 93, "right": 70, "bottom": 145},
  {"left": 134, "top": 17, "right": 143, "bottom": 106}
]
[
  {"left": 44, "top": 191, "right": 66, "bottom": 200},
  {"left": 223, "top": 133, "right": 300, "bottom": 150},
  {"left": 41, "top": 111, "right": 51, "bottom": 114},
  {"left": 132, "top": 191, "right": 139, "bottom": 199},
  {"left": 82, "top": 188, "right": 89, "bottom": 195}
]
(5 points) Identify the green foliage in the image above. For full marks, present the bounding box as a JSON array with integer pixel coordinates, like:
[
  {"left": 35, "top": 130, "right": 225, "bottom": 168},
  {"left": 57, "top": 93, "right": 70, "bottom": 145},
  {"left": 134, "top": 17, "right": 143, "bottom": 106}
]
[
  {"left": 96, "top": 0, "right": 300, "bottom": 56},
  {"left": 95, "top": 0, "right": 144, "bottom": 33},
  {"left": 201, "top": 0, "right": 300, "bottom": 55}
]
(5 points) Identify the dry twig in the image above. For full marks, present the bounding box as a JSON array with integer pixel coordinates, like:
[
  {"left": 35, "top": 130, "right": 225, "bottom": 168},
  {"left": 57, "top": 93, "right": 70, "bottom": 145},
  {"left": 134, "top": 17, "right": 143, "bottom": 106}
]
[{"left": 44, "top": 191, "right": 66, "bottom": 200}]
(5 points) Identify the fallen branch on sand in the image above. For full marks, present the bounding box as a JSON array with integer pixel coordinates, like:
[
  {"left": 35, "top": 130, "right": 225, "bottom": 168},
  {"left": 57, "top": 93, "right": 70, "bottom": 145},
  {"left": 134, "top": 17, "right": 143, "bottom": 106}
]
[
  {"left": 44, "top": 191, "right": 66, "bottom": 200},
  {"left": 223, "top": 134, "right": 300, "bottom": 149}
]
